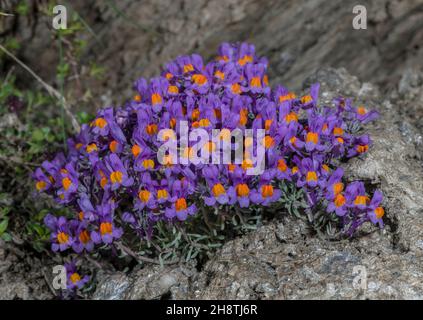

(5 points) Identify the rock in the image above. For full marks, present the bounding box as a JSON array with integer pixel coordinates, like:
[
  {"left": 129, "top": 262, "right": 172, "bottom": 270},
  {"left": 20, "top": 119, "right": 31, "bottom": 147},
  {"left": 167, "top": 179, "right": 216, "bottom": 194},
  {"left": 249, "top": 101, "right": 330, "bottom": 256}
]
[
  {"left": 92, "top": 272, "right": 130, "bottom": 300},
  {"left": 0, "top": 240, "right": 54, "bottom": 300},
  {"left": 93, "top": 264, "right": 197, "bottom": 300},
  {"left": 307, "top": 67, "right": 423, "bottom": 253}
]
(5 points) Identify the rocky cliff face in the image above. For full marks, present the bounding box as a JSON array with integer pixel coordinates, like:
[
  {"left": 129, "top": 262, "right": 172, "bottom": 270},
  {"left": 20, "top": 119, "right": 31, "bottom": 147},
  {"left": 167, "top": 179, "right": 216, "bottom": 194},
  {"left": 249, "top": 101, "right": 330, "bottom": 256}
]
[
  {"left": 4, "top": 0, "right": 423, "bottom": 104},
  {"left": 92, "top": 68, "right": 423, "bottom": 300}
]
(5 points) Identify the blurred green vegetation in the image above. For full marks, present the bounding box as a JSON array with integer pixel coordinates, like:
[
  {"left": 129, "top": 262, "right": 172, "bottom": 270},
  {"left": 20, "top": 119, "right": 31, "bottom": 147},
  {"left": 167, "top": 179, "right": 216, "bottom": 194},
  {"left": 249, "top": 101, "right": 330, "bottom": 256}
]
[{"left": 0, "top": 0, "right": 101, "bottom": 253}]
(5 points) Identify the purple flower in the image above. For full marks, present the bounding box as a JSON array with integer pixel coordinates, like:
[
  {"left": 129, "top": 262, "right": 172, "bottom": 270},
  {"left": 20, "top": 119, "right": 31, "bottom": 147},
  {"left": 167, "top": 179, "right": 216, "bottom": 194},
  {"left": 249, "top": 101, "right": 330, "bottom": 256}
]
[
  {"left": 91, "top": 217, "right": 123, "bottom": 245},
  {"left": 165, "top": 180, "right": 196, "bottom": 221},
  {"left": 71, "top": 220, "right": 94, "bottom": 253},
  {"left": 367, "top": 190, "right": 384, "bottom": 227},
  {"left": 65, "top": 261, "right": 90, "bottom": 290},
  {"left": 44, "top": 215, "right": 74, "bottom": 252},
  {"left": 250, "top": 171, "right": 281, "bottom": 206},
  {"left": 296, "top": 157, "right": 326, "bottom": 189},
  {"left": 103, "top": 154, "right": 134, "bottom": 191}
]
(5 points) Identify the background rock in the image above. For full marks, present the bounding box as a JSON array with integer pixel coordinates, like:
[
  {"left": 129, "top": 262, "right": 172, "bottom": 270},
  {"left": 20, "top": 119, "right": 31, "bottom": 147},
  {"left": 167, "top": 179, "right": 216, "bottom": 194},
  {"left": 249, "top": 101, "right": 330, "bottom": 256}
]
[{"left": 4, "top": 0, "right": 423, "bottom": 106}]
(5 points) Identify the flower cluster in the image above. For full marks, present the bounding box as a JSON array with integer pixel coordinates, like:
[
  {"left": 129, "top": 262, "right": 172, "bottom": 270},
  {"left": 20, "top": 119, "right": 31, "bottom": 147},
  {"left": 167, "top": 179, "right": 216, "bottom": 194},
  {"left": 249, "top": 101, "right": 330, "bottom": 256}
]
[{"left": 34, "top": 42, "right": 384, "bottom": 257}]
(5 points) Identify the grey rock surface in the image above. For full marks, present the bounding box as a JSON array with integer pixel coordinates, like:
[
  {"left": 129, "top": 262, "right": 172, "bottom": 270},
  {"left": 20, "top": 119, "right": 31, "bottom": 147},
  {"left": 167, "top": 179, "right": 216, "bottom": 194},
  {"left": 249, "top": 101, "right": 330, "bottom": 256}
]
[
  {"left": 92, "top": 68, "right": 423, "bottom": 300},
  {"left": 0, "top": 240, "right": 54, "bottom": 300}
]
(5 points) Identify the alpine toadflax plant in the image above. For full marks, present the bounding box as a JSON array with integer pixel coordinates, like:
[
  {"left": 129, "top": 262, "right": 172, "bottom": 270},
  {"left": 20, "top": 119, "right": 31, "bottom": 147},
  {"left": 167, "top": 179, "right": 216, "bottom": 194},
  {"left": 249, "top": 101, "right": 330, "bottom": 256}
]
[{"left": 34, "top": 43, "right": 384, "bottom": 260}]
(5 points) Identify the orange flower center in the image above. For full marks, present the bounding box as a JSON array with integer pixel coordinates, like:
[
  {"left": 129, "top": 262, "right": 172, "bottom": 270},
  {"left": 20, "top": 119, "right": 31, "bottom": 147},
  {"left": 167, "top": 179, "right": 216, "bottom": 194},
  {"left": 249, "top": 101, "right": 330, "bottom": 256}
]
[
  {"left": 157, "top": 189, "right": 168, "bottom": 200},
  {"left": 334, "top": 194, "right": 346, "bottom": 207},
  {"left": 333, "top": 182, "right": 344, "bottom": 195},
  {"left": 250, "top": 76, "right": 261, "bottom": 88},
  {"left": 238, "top": 55, "right": 253, "bottom": 66},
  {"left": 231, "top": 83, "right": 242, "bottom": 95},
  {"left": 57, "top": 232, "right": 69, "bottom": 244},
  {"left": 301, "top": 95, "right": 312, "bottom": 104},
  {"left": 110, "top": 171, "right": 123, "bottom": 184},
  {"left": 132, "top": 144, "right": 142, "bottom": 157},
  {"left": 212, "top": 183, "right": 226, "bottom": 197},
  {"left": 375, "top": 207, "right": 385, "bottom": 219},
  {"left": 191, "top": 108, "right": 200, "bottom": 121},
  {"left": 322, "top": 123, "right": 328, "bottom": 132},
  {"left": 354, "top": 195, "right": 369, "bottom": 206},
  {"left": 236, "top": 183, "right": 250, "bottom": 197},
  {"left": 198, "top": 118, "right": 210, "bottom": 127},
  {"left": 263, "top": 136, "right": 275, "bottom": 149},
  {"left": 220, "top": 128, "right": 231, "bottom": 141},
  {"left": 100, "top": 222, "right": 113, "bottom": 236},
  {"left": 86, "top": 143, "right": 98, "bottom": 153},
  {"left": 357, "top": 106, "right": 367, "bottom": 115},
  {"left": 79, "top": 230, "right": 90, "bottom": 244},
  {"left": 100, "top": 177, "right": 108, "bottom": 189},
  {"left": 241, "top": 158, "right": 254, "bottom": 171},
  {"left": 138, "top": 190, "right": 151, "bottom": 203},
  {"left": 285, "top": 112, "right": 298, "bottom": 123},
  {"left": 70, "top": 273, "right": 81, "bottom": 284},
  {"left": 62, "top": 177, "right": 72, "bottom": 190},
  {"left": 36, "top": 181, "right": 47, "bottom": 191},
  {"left": 333, "top": 127, "right": 344, "bottom": 136},
  {"left": 168, "top": 85, "right": 179, "bottom": 94},
  {"left": 239, "top": 109, "right": 248, "bottom": 126},
  {"left": 265, "top": 119, "right": 273, "bottom": 131},
  {"left": 94, "top": 117, "right": 107, "bottom": 128},
  {"left": 356, "top": 145, "right": 369, "bottom": 153},
  {"left": 146, "top": 124, "right": 158, "bottom": 135},
  {"left": 175, "top": 198, "right": 187, "bottom": 211},
  {"left": 151, "top": 93, "right": 162, "bottom": 105},
  {"left": 183, "top": 64, "right": 194, "bottom": 73},
  {"left": 306, "top": 132, "right": 319, "bottom": 144},
  {"left": 278, "top": 159, "right": 288, "bottom": 172},
  {"left": 261, "top": 185, "right": 274, "bottom": 198},
  {"left": 192, "top": 74, "right": 208, "bottom": 86},
  {"left": 142, "top": 159, "right": 155, "bottom": 169},
  {"left": 279, "top": 93, "right": 296, "bottom": 102},
  {"left": 109, "top": 140, "right": 119, "bottom": 153},
  {"left": 214, "top": 70, "right": 225, "bottom": 80},
  {"left": 306, "top": 171, "right": 318, "bottom": 182}
]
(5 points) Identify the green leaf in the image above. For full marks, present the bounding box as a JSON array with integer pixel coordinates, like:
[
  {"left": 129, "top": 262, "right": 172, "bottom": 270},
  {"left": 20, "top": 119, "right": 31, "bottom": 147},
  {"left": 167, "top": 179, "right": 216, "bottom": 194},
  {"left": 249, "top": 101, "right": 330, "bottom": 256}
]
[
  {"left": 0, "top": 219, "right": 8, "bottom": 235},
  {"left": 32, "top": 129, "right": 44, "bottom": 142},
  {"left": 1, "top": 232, "right": 12, "bottom": 242}
]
